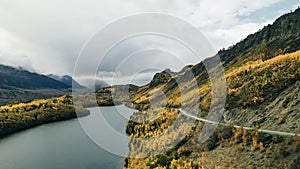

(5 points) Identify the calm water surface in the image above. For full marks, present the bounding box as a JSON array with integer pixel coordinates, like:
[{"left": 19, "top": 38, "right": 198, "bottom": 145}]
[{"left": 0, "top": 105, "right": 135, "bottom": 169}]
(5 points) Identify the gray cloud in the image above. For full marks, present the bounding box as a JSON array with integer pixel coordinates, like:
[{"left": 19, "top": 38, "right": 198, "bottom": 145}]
[
  {"left": 97, "top": 35, "right": 198, "bottom": 74},
  {"left": 0, "top": 0, "right": 298, "bottom": 86}
]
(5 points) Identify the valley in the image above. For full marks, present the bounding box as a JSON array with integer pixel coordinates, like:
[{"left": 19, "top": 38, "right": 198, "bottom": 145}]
[{"left": 0, "top": 6, "right": 299, "bottom": 169}]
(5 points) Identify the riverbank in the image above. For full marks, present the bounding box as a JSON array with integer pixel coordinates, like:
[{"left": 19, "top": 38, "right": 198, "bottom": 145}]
[
  {"left": 0, "top": 105, "right": 133, "bottom": 169},
  {"left": 0, "top": 95, "right": 90, "bottom": 138}
]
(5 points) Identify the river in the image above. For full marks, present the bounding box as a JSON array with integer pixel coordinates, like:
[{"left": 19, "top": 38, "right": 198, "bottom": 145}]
[{"left": 0, "top": 105, "right": 135, "bottom": 169}]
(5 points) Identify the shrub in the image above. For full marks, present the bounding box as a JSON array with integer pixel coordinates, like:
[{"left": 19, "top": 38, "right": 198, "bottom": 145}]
[{"left": 156, "top": 154, "right": 171, "bottom": 166}]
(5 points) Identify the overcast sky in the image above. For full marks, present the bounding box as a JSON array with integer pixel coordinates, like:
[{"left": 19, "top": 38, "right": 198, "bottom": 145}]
[{"left": 0, "top": 0, "right": 299, "bottom": 86}]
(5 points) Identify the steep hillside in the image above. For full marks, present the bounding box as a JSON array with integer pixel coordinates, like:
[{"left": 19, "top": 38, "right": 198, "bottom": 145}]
[
  {"left": 219, "top": 7, "right": 300, "bottom": 67},
  {"left": 124, "top": 50, "right": 300, "bottom": 169},
  {"left": 124, "top": 8, "right": 300, "bottom": 112},
  {"left": 94, "top": 8, "right": 300, "bottom": 169}
]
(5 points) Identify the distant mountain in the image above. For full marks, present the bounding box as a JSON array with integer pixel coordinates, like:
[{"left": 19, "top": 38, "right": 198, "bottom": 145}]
[
  {"left": 0, "top": 65, "right": 69, "bottom": 90},
  {"left": 0, "top": 65, "right": 72, "bottom": 105},
  {"left": 94, "top": 79, "right": 109, "bottom": 91},
  {"left": 83, "top": 79, "right": 109, "bottom": 91},
  {"left": 48, "top": 74, "right": 86, "bottom": 89},
  {"left": 0, "top": 64, "right": 108, "bottom": 105}
]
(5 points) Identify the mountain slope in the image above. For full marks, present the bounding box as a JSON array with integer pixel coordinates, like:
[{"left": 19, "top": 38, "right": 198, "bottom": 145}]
[
  {"left": 94, "top": 8, "right": 300, "bottom": 169},
  {"left": 124, "top": 50, "right": 300, "bottom": 168},
  {"left": 0, "top": 65, "right": 69, "bottom": 89},
  {"left": 96, "top": 8, "right": 300, "bottom": 111},
  {"left": 218, "top": 7, "right": 300, "bottom": 67},
  {"left": 0, "top": 65, "right": 73, "bottom": 105},
  {"left": 124, "top": 8, "right": 300, "bottom": 112}
]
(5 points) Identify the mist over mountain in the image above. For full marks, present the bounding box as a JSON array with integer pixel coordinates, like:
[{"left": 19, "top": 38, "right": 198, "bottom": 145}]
[
  {"left": 0, "top": 65, "right": 69, "bottom": 90},
  {"left": 48, "top": 74, "right": 86, "bottom": 89}
]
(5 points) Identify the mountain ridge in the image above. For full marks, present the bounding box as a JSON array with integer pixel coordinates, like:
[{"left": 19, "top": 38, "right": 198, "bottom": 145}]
[
  {"left": 125, "top": 8, "right": 300, "bottom": 111},
  {"left": 94, "top": 8, "right": 300, "bottom": 169},
  {"left": 0, "top": 64, "right": 69, "bottom": 90},
  {"left": 47, "top": 74, "right": 86, "bottom": 89},
  {"left": 0, "top": 64, "right": 89, "bottom": 105}
]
